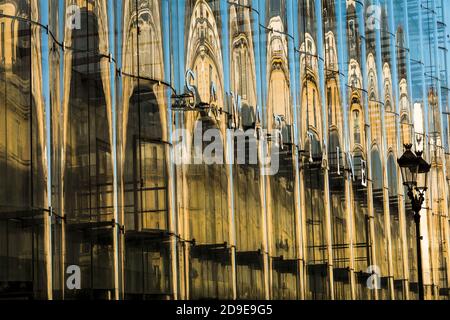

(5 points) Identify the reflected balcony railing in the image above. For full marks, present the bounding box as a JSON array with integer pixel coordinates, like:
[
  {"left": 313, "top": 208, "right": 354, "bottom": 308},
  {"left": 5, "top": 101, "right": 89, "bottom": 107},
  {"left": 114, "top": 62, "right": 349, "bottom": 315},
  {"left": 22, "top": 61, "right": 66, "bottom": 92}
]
[
  {"left": 190, "top": 242, "right": 232, "bottom": 265},
  {"left": 272, "top": 256, "right": 299, "bottom": 275},
  {"left": 236, "top": 249, "right": 264, "bottom": 269}
]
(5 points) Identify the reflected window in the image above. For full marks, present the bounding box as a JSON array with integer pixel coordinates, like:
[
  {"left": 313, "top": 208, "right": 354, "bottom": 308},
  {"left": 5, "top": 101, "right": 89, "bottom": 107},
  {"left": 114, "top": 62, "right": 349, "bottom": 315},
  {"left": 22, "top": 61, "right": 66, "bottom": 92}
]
[
  {"left": 238, "top": 50, "right": 248, "bottom": 98},
  {"left": 327, "top": 87, "right": 332, "bottom": 123},
  {"left": 396, "top": 27, "right": 407, "bottom": 79},
  {"left": 313, "top": 89, "right": 317, "bottom": 127},
  {"left": 353, "top": 109, "right": 361, "bottom": 144},
  {"left": 270, "top": 0, "right": 282, "bottom": 16},
  {"left": 1, "top": 22, "right": 4, "bottom": 62},
  {"left": 125, "top": 85, "right": 167, "bottom": 231},
  {"left": 348, "top": 19, "right": 356, "bottom": 51},
  {"left": 348, "top": 20, "right": 355, "bottom": 37},
  {"left": 323, "top": 8, "right": 328, "bottom": 28}
]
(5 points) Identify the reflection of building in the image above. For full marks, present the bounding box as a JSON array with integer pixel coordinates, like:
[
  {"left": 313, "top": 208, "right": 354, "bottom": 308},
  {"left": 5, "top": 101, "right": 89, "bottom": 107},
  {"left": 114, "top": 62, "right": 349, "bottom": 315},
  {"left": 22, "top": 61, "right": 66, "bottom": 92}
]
[{"left": 0, "top": 0, "right": 450, "bottom": 300}]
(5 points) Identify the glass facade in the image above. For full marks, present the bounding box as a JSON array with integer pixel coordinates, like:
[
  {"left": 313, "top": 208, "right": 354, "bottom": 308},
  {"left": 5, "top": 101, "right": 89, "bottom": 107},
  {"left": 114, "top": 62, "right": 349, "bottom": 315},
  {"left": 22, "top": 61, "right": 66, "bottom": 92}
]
[{"left": 0, "top": 0, "right": 449, "bottom": 300}]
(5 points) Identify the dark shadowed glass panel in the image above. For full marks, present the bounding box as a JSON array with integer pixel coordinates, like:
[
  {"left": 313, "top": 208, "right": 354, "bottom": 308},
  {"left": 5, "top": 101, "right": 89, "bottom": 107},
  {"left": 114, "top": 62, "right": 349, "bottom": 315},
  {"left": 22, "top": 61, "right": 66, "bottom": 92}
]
[
  {"left": 387, "top": 154, "right": 405, "bottom": 299},
  {"left": 371, "top": 148, "right": 390, "bottom": 299},
  {"left": 352, "top": 150, "right": 372, "bottom": 300},
  {"left": 187, "top": 119, "right": 232, "bottom": 299},
  {"left": 122, "top": 80, "right": 172, "bottom": 299},
  {"left": 304, "top": 136, "right": 328, "bottom": 300},
  {"left": 63, "top": 7, "right": 115, "bottom": 299},
  {"left": 0, "top": 1, "right": 49, "bottom": 299}
]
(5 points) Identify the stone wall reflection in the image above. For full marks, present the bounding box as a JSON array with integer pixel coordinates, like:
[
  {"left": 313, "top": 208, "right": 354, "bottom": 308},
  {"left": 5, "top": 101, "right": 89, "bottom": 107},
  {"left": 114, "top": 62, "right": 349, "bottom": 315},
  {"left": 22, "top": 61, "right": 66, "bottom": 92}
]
[{"left": 0, "top": 0, "right": 448, "bottom": 300}]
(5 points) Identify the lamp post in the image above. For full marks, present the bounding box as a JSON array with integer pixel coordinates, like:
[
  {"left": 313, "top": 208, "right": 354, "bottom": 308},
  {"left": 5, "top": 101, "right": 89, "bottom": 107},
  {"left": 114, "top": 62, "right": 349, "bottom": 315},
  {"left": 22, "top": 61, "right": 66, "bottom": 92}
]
[{"left": 397, "top": 144, "right": 431, "bottom": 300}]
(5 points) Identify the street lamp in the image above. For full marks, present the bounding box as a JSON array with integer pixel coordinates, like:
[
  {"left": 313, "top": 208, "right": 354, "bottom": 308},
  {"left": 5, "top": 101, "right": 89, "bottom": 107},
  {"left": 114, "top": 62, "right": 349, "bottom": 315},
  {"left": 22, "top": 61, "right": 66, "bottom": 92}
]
[{"left": 397, "top": 144, "right": 431, "bottom": 300}]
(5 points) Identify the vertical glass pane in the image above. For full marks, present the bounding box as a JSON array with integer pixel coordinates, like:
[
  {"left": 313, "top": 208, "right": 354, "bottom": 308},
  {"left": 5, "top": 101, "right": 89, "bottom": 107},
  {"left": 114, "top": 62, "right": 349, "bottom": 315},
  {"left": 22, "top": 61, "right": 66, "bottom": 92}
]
[
  {"left": 229, "top": 1, "right": 265, "bottom": 300},
  {"left": 62, "top": 3, "right": 115, "bottom": 299},
  {"left": 182, "top": 0, "right": 232, "bottom": 299},
  {"left": 299, "top": 0, "right": 329, "bottom": 300}
]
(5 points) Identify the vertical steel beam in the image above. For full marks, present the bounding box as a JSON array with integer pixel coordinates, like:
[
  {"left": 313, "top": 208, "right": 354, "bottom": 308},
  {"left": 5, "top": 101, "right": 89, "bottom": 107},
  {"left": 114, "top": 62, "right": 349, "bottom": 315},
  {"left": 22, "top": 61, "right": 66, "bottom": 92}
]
[
  {"left": 256, "top": 0, "right": 271, "bottom": 299},
  {"left": 372, "top": 0, "right": 396, "bottom": 300},
  {"left": 438, "top": 0, "right": 450, "bottom": 299},
  {"left": 40, "top": 0, "right": 53, "bottom": 300},
  {"left": 336, "top": 0, "right": 357, "bottom": 300},
  {"left": 357, "top": 1, "right": 379, "bottom": 300},
  {"left": 106, "top": 0, "right": 120, "bottom": 300},
  {"left": 426, "top": 0, "right": 439, "bottom": 299},
  {"left": 58, "top": 0, "right": 66, "bottom": 300},
  {"left": 170, "top": 0, "right": 188, "bottom": 299},
  {"left": 413, "top": 0, "right": 433, "bottom": 299},
  {"left": 430, "top": 0, "right": 450, "bottom": 299},
  {"left": 287, "top": 0, "right": 306, "bottom": 300},
  {"left": 387, "top": 0, "right": 410, "bottom": 300},
  {"left": 315, "top": 0, "right": 335, "bottom": 300},
  {"left": 249, "top": 0, "right": 270, "bottom": 300},
  {"left": 219, "top": 0, "right": 238, "bottom": 300},
  {"left": 162, "top": 0, "right": 179, "bottom": 300}
]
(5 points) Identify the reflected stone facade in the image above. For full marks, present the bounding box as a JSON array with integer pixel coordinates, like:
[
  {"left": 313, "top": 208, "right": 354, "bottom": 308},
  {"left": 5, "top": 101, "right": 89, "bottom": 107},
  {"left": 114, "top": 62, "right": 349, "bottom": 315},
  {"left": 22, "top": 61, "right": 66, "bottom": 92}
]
[{"left": 0, "top": 0, "right": 449, "bottom": 300}]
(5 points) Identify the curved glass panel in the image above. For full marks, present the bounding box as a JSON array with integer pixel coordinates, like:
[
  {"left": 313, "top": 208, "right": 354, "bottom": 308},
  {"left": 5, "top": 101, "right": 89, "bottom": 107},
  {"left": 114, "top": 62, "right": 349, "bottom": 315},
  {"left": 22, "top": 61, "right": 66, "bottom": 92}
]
[
  {"left": 387, "top": 153, "right": 405, "bottom": 300},
  {"left": 370, "top": 147, "right": 389, "bottom": 299},
  {"left": 228, "top": 1, "right": 265, "bottom": 300},
  {"left": 0, "top": 1, "right": 50, "bottom": 299},
  {"left": 298, "top": 0, "right": 330, "bottom": 300},
  {"left": 117, "top": 0, "right": 174, "bottom": 300},
  {"left": 181, "top": 0, "right": 232, "bottom": 300},
  {"left": 62, "top": 3, "right": 115, "bottom": 299},
  {"left": 323, "top": 0, "right": 350, "bottom": 300},
  {"left": 264, "top": 1, "right": 298, "bottom": 299}
]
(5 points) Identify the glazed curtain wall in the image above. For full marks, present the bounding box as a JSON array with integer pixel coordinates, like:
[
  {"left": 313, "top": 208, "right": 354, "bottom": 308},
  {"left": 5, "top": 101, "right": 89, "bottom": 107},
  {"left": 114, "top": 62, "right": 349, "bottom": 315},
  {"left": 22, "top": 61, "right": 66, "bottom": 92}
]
[
  {"left": 0, "top": 0, "right": 51, "bottom": 300},
  {"left": 0, "top": 0, "right": 449, "bottom": 300}
]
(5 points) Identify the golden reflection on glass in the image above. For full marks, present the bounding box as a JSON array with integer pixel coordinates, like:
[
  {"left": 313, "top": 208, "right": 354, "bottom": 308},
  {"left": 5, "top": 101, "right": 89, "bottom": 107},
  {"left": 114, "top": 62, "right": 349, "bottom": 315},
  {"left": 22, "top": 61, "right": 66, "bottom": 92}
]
[
  {"left": 61, "top": 2, "right": 115, "bottom": 299},
  {"left": 0, "top": 0, "right": 50, "bottom": 299},
  {"left": 229, "top": 2, "right": 265, "bottom": 299},
  {"left": 0, "top": 0, "right": 448, "bottom": 301},
  {"left": 265, "top": 2, "right": 298, "bottom": 300},
  {"left": 119, "top": 0, "right": 172, "bottom": 299},
  {"left": 182, "top": 0, "right": 232, "bottom": 299}
]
